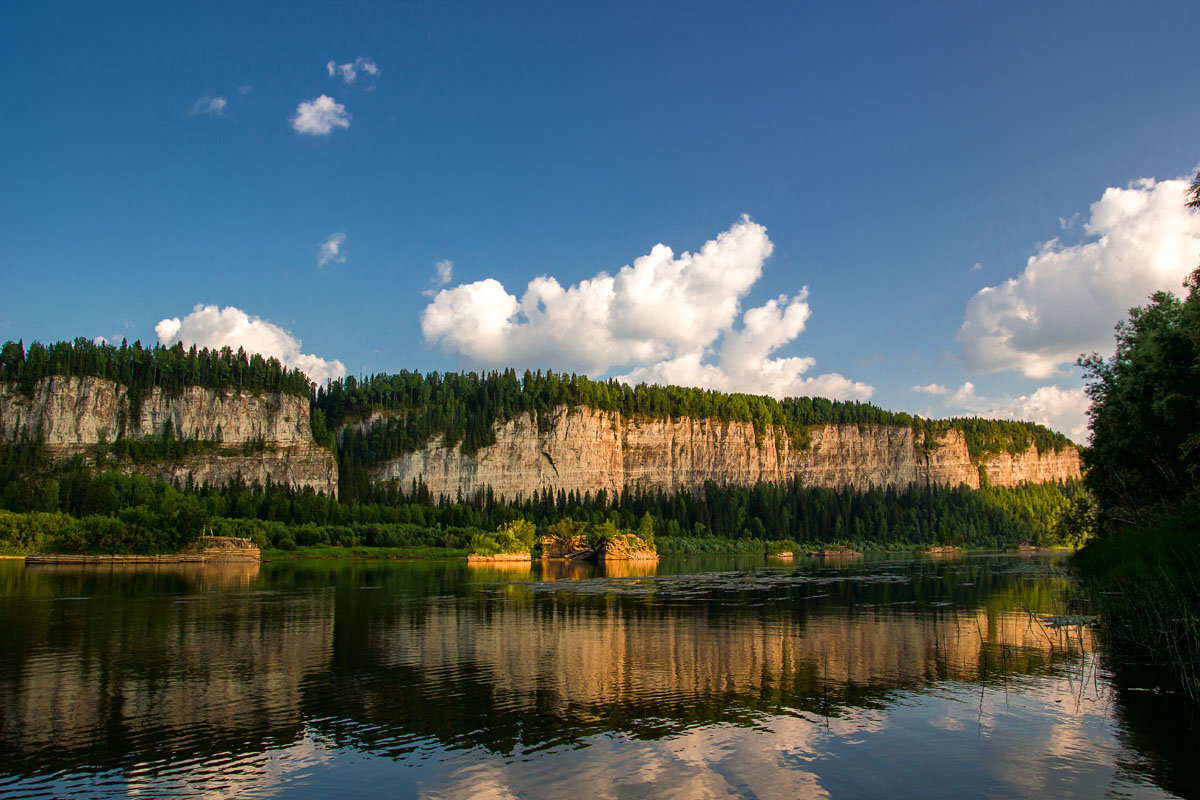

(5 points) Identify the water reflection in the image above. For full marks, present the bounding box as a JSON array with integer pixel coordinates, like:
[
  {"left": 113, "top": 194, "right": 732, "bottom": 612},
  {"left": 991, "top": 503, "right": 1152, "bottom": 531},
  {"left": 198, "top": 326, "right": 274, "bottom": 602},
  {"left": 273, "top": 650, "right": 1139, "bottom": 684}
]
[{"left": 0, "top": 555, "right": 1192, "bottom": 799}]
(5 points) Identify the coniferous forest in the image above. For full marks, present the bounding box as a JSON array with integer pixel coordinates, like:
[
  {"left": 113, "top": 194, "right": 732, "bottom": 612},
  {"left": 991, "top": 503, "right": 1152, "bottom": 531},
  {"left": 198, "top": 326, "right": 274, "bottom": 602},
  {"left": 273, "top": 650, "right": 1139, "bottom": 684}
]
[{"left": 0, "top": 337, "right": 1084, "bottom": 555}]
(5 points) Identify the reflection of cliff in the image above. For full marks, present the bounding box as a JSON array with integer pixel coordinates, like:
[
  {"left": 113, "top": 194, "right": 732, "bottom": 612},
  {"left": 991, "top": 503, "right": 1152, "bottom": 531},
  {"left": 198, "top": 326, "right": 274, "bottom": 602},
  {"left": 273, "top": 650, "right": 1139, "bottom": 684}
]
[
  {"left": 371, "top": 406, "right": 1082, "bottom": 500},
  {"left": 367, "top": 604, "right": 1087, "bottom": 714},
  {"left": 25, "top": 560, "right": 261, "bottom": 588},
  {"left": 0, "top": 560, "right": 1094, "bottom": 778},
  {"left": 0, "top": 567, "right": 333, "bottom": 774},
  {"left": 310, "top": 574, "right": 1091, "bottom": 754}
]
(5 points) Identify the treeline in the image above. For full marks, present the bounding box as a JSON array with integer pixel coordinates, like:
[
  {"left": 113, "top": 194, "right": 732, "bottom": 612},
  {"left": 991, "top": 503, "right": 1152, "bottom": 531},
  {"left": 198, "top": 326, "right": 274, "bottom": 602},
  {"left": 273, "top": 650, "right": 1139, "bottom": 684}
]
[
  {"left": 320, "top": 369, "right": 1074, "bottom": 487},
  {"left": 1, "top": 440, "right": 1084, "bottom": 554},
  {"left": 0, "top": 338, "right": 313, "bottom": 399},
  {"left": 2, "top": 340, "right": 1074, "bottom": 473}
]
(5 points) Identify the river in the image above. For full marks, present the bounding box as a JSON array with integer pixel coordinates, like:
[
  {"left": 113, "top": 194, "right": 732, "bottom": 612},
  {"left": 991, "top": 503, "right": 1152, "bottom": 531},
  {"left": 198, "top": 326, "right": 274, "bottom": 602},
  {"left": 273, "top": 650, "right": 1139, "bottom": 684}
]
[{"left": 0, "top": 553, "right": 1195, "bottom": 798}]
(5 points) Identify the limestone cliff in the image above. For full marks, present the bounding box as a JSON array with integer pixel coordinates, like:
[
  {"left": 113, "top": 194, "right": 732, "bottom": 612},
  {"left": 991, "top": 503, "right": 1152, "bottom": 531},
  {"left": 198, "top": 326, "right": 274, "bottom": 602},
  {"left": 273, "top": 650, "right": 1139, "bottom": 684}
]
[
  {"left": 0, "top": 376, "right": 337, "bottom": 495},
  {"left": 371, "top": 406, "right": 1081, "bottom": 499}
]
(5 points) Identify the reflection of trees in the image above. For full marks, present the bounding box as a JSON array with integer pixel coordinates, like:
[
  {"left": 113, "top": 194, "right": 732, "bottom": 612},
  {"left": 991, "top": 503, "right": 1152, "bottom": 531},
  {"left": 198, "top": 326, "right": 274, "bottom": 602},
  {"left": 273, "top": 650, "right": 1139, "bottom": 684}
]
[
  {"left": 1105, "top": 663, "right": 1200, "bottom": 799},
  {"left": 0, "top": 558, "right": 1096, "bottom": 780},
  {"left": 0, "top": 564, "right": 333, "bottom": 778},
  {"left": 306, "top": 561, "right": 1093, "bottom": 756}
]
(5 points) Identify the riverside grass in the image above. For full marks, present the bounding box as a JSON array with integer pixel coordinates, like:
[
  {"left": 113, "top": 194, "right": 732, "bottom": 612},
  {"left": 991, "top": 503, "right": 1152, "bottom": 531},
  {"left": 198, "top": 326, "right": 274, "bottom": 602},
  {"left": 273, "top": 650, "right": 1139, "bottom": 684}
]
[
  {"left": 263, "top": 545, "right": 470, "bottom": 560},
  {"left": 1075, "top": 509, "right": 1200, "bottom": 701}
]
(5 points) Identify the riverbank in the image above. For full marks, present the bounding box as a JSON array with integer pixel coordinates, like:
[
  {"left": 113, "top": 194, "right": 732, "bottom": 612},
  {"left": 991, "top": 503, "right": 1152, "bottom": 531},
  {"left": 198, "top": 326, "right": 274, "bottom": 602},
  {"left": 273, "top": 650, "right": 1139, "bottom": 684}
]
[
  {"left": 263, "top": 544, "right": 471, "bottom": 560},
  {"left": 1074, "top": 509, "right": 1200, "bottom": 700}
]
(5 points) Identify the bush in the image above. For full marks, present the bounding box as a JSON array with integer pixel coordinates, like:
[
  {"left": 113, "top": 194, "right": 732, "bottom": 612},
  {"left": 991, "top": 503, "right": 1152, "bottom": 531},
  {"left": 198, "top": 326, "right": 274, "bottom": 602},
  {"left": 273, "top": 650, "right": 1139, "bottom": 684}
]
[{"left": 470, "top": 518, "right": 536, "bottom": 556}]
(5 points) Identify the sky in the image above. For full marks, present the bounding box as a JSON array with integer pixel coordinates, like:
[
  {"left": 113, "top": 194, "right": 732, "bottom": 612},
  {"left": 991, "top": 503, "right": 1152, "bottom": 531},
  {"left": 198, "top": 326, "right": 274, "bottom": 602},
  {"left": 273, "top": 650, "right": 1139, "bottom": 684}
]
[{"left": 2, "top": 0, "right": 1199, "bottom": 442}]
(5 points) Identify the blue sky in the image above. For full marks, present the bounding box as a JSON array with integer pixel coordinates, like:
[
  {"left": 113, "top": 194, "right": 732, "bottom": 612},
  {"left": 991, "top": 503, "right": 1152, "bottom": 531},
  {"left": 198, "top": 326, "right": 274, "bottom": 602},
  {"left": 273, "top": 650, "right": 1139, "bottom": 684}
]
[{"left": 2, "top": 0, "right": 1199, "bottom": 439}]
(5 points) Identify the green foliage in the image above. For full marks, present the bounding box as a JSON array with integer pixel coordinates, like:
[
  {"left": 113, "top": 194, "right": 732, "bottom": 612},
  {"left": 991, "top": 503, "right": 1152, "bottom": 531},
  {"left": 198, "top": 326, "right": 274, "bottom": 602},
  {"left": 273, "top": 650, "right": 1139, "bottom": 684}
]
[
  {"left": 1076, "top": 507, "right": 1200, "bottom": 699},
  {"left": 263, "top": 544, "right": 470, "bottom": 559},
  {"left": 2, "top": 431, "right": 1084, "bottom": 556},
  {"left": 636, "top": 511, "right": 656, "bottom": 547},
  {"left": 586, "top": 520, "right": 620, "bottom": 550},
  {"left": 544, "top": 517, "right": 586, "bottom": 546},
  {"left": 656, "top": 536, "right": 798, "bottom": 555},
  {"left": 0, "top": 337, "right": 313, "bottom": 398},
  {"left": 469, "top": 518, "right": 537, "bottom": 556},
  {"left": 0, "top": 509, "right": 78, "bottom": 553},
  {"left": 1079, "top": 286, "right": 1200, "bottom": 529}
]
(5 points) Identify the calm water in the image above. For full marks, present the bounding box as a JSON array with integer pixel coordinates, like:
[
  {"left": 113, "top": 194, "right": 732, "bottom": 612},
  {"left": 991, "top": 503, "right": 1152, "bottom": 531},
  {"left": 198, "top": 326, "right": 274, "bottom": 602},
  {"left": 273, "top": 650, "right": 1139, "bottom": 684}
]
[{"left": 0, "top": 553, "right": 1196, "bottom": 799}]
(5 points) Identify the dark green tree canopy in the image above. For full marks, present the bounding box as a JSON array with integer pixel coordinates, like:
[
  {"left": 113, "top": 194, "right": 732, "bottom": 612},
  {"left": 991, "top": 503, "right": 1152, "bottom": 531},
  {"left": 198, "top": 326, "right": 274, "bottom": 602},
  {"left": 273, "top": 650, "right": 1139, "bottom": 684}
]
[
  {"left": 1080, "top": 286, "right": 1200, "bottom": 528},
  {"left": 0, "top": 338, "right": 312, "bottom": 397}
]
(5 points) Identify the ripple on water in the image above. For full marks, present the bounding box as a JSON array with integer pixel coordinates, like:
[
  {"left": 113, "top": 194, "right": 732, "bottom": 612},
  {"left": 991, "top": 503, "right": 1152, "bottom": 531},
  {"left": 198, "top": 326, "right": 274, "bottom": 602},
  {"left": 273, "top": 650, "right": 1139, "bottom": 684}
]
[{"left": 0, "top": 554, "right": 1190, "bottom": 798}]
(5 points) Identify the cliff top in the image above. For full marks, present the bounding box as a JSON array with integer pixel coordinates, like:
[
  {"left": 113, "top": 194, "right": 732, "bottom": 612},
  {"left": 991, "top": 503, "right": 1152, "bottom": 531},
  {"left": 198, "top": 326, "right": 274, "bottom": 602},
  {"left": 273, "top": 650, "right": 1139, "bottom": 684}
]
[
  {"left": 1, "top": 338, "right": 312, "bottom": 399},
  {"left": 319, "top": 368, "right": 1076, "bottom": 463}
]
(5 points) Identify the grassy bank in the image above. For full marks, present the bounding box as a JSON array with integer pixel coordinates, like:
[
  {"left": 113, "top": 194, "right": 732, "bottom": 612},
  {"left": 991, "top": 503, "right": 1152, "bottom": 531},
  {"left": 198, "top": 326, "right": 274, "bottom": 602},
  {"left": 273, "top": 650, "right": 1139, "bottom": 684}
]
[
  {"left": 1074, "top": 509, "right": 1200, "bottom": 700},
  {"left": 263, "top": 545, "right": 470, "bottom": 560}
]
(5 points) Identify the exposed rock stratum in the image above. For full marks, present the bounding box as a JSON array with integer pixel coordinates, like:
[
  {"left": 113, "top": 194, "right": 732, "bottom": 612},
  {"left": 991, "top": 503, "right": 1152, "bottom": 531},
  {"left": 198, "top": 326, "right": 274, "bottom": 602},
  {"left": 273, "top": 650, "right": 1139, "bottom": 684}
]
[
  {"left": 0, "top": 377, "right": 337, "bottom": 495},
  {"left": 373, "top": 406, "right": 1081, "bottom": 499}
]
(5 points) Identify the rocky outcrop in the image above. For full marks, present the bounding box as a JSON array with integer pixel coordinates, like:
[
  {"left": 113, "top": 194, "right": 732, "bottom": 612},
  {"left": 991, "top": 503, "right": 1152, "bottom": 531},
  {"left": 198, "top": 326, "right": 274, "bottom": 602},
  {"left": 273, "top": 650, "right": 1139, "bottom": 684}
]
[
  {"left": 372, "top": 406, "right": 1081, "bottom": 500},
  {"left": 0, "top": 376, "right": 337, "bottom": 495}
]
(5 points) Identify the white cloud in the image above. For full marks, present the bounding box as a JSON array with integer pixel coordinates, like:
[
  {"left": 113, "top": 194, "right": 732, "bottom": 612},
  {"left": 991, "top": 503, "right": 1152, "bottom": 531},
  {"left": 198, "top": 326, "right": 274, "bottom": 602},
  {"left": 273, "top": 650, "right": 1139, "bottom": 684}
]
[
  {"left": 189, "top": 96, "right": 227, "bottom": 116},
  {"left": 947, "top": 381, "right": 979, "bottom": 407},
  {"left": 970, "top": 262, "right": 982, "bottom": 272},
  {"left": 958, "top": 176, "right": 1200, "bottom": 378},
  {"left": 911, "top": 383, "right": 950, "bottom": 395},
  {"left": 423, "top": 260, "right": 455, "bottom": 297},
  {"left": 326, "top": 57, "right": 379, "bottom": 84},
  {"left": 938, "top": 380, "right": 1089, "bottom": 442},
  {"left": 290, "top": 95, "right": 350, "bottom": 135},
  {"left": 421, "top": 217, "right": 874, "bottom": 401},
  {"left": 435, "top": 259, "right": 453, "bottom": 285},
  {"left": 238, "top": 84, "right": 253, "bottom": 95},
  {"left": 317, "top": 233, "right": 346, "bottom": 267},
  {"left": 996, "top": 385, "right": 1090, "bottom": 442},
  {"left": 154, "top": 304, "right": 346, "bottom": 385}
]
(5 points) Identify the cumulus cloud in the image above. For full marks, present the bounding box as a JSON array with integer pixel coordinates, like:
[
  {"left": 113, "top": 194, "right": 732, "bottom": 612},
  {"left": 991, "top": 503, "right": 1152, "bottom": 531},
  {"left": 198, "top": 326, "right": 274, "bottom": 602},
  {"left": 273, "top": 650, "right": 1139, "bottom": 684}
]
[
  {"left": 290, "top": 95, "right": 350, "bottom": 135},
  {"left": 317, "top": 233, "right": 346, "bottom": 267},
  {"left": 326, "top": 57, "right": 379, "bottom": 84},
  {"left": 189, "top": 96, "right": 227, "bottom": 116},
  {"left": 238, "top": 84, "right": 253, "bottom": 95},
  {"left": 958, "top": 176, "right": 1200, "bottom": 378},
  {"left": 421, "top": 217, "right": 874, "bottom": 401},
  {"left": 154, "top": 304, "right": 346, "bottom": 385},
  {"left": 937, "top": 380, "right": 1089, "bottom": 442},
  {"left": 912, "top": 383, "right": 950, "bottom": 395}
]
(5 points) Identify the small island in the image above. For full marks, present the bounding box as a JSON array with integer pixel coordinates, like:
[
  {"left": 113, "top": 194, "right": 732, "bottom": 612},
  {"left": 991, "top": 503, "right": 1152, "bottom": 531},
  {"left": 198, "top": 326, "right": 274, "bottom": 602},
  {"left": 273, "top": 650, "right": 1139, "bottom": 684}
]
[{"left": 540, "top": 517, "right": 657, "bottom": 564}]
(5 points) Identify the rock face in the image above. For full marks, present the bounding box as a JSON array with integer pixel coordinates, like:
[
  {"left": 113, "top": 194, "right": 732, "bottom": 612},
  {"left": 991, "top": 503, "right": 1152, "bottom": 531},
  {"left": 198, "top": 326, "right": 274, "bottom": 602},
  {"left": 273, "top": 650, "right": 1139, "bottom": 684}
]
[
  {"left": 373, "top": 406, "right": 1081, "bottom": 500},
  {"left": 0, "top": 376, "right": 337, "bottom": 496}
]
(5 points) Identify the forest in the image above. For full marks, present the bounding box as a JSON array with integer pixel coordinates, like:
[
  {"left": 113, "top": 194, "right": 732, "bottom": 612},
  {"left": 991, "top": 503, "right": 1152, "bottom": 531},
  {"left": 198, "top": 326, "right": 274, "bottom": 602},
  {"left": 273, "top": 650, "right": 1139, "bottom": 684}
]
[
  {"left": 0, "top": 440, "right": 1084, "bottom": 555},
  {"left": 0, "top": 338, "right": 1084, "bottom": 556},
  {"left": 0, "top": 337, "right": 313, "bottom": 399}
]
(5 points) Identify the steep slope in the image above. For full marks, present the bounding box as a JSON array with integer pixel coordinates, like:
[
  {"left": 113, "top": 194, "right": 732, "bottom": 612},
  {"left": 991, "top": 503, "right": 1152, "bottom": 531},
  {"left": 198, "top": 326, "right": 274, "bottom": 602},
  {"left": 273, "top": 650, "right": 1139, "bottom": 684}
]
[
  {"left": 371, "top": 406, "right": 1081, "bottom": 499},
  {"left": 0, "top": 376, "right": 337, "bottom": 495}
]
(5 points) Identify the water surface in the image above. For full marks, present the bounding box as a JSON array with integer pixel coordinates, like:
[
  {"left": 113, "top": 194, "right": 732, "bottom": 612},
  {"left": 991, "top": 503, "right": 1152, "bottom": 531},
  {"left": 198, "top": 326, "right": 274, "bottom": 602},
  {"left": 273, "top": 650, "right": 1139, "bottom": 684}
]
[{"left": 0, "top": 553, "right": 1195, "bottom": 798}]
